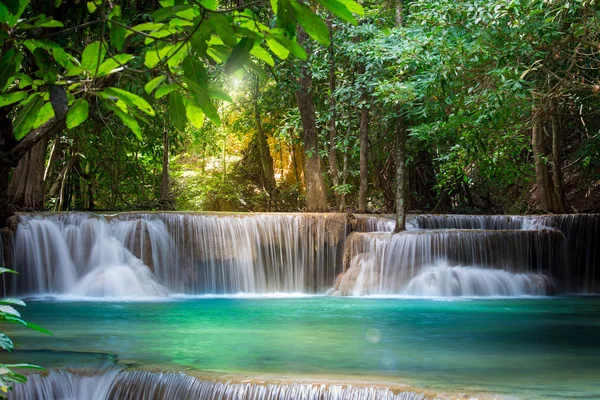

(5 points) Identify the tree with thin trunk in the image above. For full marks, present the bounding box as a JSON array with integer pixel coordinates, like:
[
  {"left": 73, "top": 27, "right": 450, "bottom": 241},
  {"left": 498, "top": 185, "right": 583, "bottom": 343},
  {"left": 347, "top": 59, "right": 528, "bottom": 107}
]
[{"left": 294, "top": 28, "right": 328, "bottom": 212}]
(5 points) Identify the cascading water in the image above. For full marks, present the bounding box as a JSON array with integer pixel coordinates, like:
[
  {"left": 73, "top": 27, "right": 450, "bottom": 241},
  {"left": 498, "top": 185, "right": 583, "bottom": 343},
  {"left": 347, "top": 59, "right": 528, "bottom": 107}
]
[
  {"left": 334, "top": 214, "right": 579, "bottom": 296},
  {"left": 11, "top": 214, "right": 168, "bottom": 298},
  {"left": 9, "top": 212, "right": 347, "bottom": 297},
  {"left": 403, "top": 264, "right": 552, "bottom": 297},
  {"left": 12, "top": 369, "right": 426, "bottom": 400}
]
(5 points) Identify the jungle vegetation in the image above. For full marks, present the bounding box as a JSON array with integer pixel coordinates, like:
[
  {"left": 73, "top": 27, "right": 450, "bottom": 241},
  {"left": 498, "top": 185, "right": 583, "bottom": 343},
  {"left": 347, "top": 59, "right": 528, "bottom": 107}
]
[{"left": 1, "top": 0, "right": 600, "bottom": 227}]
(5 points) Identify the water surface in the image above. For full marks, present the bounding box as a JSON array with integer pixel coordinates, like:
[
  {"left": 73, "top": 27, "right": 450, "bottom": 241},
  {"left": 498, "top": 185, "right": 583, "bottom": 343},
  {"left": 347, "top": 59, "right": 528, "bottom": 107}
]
[{"left": 4, "top": 296, "right": 600, "bottom": 399}]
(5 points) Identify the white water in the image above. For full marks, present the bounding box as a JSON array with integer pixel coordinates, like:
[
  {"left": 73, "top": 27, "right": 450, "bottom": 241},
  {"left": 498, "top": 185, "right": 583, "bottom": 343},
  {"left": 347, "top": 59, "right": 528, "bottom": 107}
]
[
  {"left": 12, "top": 215, "right": 167, "bottom": 298},
  {"left": 8, "top": 212, "right": 599, "bottom": 298},
  {"left": 403, "top": 264, "right": 552, "bottom": 297},
  {"left": 13, "top": 369, "right": 426, "bottom": 400}
]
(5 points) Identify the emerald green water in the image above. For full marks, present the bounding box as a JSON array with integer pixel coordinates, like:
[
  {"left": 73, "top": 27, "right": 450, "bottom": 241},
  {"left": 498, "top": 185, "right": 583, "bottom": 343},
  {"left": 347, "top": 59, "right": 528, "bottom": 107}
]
[{"left": 4, "top": 296, "right": 600, "bottom": 399}]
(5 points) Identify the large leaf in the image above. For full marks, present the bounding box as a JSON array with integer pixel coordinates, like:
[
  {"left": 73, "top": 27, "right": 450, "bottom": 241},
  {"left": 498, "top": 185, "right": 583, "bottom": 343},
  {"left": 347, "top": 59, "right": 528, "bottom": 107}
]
[
  {"left": 0, "top": 298, "right": 25, "bottom": 307},
  {"left": 13, "top": 94, "right": 43, "bottom": 140},
  {"left": 182, "top": 77, "right": 220, "bottom": 125},
  {"left": 144, "top": 76, "right": 166, "bottom": 94},
  {"left": 224, "top": 37, "right": 254, "bottom": 74},
  {"left": 276, "top": 0, "right": 295, "bottom": 36},
  {"left": 291, "top": 1, "right": 330, "bottom": 46},
  {"left": 104, "top": 87, "right": 155, "bottom": 116},
  {"left": 316, "top": 0, "right": 357, "bottom": 24},
  {"left": 96, "top": 54, "right": 134, "bottom": 77},
  {"left": 152, "top": 4, "right": 192, "bottom": 22},
  {"left": 66, "top": 98, "right": 89, "bottom": 129},
  {"left": 265, "top": 36, "right": 290, "bottom": 59},
  {"left": 0, "top": 91, "right": 27, "bottom": 108},
  {"left": 155, "top": 84, "right": 177, "bottom": 99},
  {"left": 0, "top": 49, "right": 20, "bottom": 91},
  {"left": 209, "top": 14, "right": 237, "bottom": 47},
  {"left": 272, "top": 32, "right": 307, "bottom": 60},
  {"left": 184, "top": 97, "right": 205, "bottom": 128},
  {"left": 109, "top": 5, "right": 126, "bottom": 51},
  {"left": 0, "top": 268, "right": 17, "bottom": 275},
  {"left": 250, "top": 44, "right": 275, "bottom": 67},
  {"left": 168, "top": 91, "right": 187, "bottom": 131},
  {"left": 0, "top": 305, "right": 20, "bottom": 318},
  {"left": 183, "top": 56, "right": 207, "bottom": 86},
  {"left": 33, "top": 102, "right": 55, "bottom": 129},
  {"left": 81, "top": 41, "right": 106, "bottom": 72},
  {"left": 106, "top": 103, "right": 143, "bottom": 140}
]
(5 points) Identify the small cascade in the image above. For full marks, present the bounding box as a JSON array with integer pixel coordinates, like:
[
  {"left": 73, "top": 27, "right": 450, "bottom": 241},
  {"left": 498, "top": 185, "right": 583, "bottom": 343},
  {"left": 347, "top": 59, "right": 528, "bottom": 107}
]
[
  {"left": 13, "top": 368, "right": 119, "bottom": 400},
  {"left": 403, "top": 264, "right": 552, "bottom": 297},
  {"left": 11, "top": 214, "right": 167, "bottom": 298},
  {"left": 334, "top": 229, "right": 565, "bottom": 296},
  {"left": 12, "top": 369, "right": 426, "bottom": 400}
]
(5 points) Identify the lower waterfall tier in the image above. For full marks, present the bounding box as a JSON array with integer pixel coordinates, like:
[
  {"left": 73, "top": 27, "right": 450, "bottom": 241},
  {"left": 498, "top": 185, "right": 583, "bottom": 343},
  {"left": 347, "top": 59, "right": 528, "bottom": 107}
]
[{"left": 14, "top": 369, "right": 425, "bottom": 400}]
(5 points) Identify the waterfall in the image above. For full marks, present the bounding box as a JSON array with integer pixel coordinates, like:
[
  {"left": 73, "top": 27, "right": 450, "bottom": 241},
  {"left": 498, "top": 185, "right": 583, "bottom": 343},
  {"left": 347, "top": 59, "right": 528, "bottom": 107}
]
[
  {"left": 334, "top": 229, "right": 565, "bottom": 296},
  {"left": 10, "top": 212, "right": 347, "bottom": 296},
  {"left": 12, "top": 214, "right": 168, "bottom": 298},
  {"left": 403, "top": 264, "right": 552, "bottom": 297},
  {"left": 9, "top": 212, "right": 599, "bottom": 297},
  {"left": 12, "top": 369, "right": 426, "bottom": 400}
]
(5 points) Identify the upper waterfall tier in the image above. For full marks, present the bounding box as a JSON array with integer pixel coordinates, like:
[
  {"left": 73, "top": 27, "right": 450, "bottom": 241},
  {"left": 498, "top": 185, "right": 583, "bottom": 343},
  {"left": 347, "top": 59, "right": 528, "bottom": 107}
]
[{"left": 9, "top": 212, "right": 348, "bottom": 296}]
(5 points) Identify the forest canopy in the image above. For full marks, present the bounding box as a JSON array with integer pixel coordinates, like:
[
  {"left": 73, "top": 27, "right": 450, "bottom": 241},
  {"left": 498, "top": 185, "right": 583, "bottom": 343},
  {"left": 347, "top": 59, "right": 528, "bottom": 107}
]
[{"left": 1, "top": 0, "right": 599, "bottom": 223}]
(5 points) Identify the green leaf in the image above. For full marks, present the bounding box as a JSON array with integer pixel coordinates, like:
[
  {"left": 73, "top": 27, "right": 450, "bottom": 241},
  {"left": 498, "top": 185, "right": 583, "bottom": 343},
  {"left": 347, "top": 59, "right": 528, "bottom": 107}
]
[
  {"left": 152, "top": 4, "right": 192, "bottom": 22},
  {"left": 316, "top": 0, "right": 357, "bottom": 24},
  {"left": 108, "top": 104, "right": 143, "bottom": 140},
  {"left": 13, "top": 94, "right": 43, "bottom": 140},
  {"left": 23, "top": 321, "right": 51, "bottom": 335},
  {"left": 0, "top": 268, "right": 17, "bottom": 275},
  {"left": 0, "top": 298, "right": 25, "bottom": 307},
  {"left": 183, "top": 56, "right": 208, "bottom": 86},
  {"left": 104, "top": 87, "right": 155, "bottom": 116},
  {"left": 0, "top": 305, "right": 20, "bottom": 318},
  {"left": 290, "top": 1, "right": 330, "bottom": 46},
  {"left": 2, "top": 0, "right": 20, "bottom": 15},
  {"left": 81, "top": 41, "right": 106, "bottom": 72},
  {"left": 272, "top": 33, "right": 307, "bottom": 60},
  {"left": 109, "top": 17, "right": 126, "bottom": 51},
  {"left": 225, "top": 37, "right": 254, "bottom": 74},
  {"left": 265, "top": 36, "right": 290, "bottom": 59},
  {"left": 144, "top": 76, "right": 166, "bottom": 94},
  {"left": 0, "top": 91, "right": 28, "bottom": 108},
  {"left": 332, "top": 0, "right": 363, "bottom": 15},
  {"left": 0, "top": 49, "right": 20, "bottom": 91},
  {"left": 87, "top": 1, "right": 96, "bottom": 12},
  {"left": 207, "top": 89, "right": 232, "bottom": 102},
  {"left": 96, "top": 54, "right": 134, "bottom": 77},
  {"left": 276, "top": 0, "right": 295, "bottom": 36},
  {"left": 4, "top": 363, "right": 44, "bottom": 370},
  {"left": 168, "top": 91, "right": 187, "bottom": 131},
  {"left": 184, "top": 97, "right": 204, "bottom": 128},
  {"left": 0, "top": 333, "right": 13, "bottom": 352},
  {"left": 66, "top": 98, "right": 89, "bottom": 129},
  {"left": 209, "top": 14, "right": 237, "bottom": 47},
  {"left": 1, "top": 0, "right": 28, "bottom": 26},
  {"left": 250, "top": 44, "right": 275, "bottom": 67},
  {"left": 200, "top": 0, "right": 218, "bottom": 11},
  {"left": 155, "top": 84, "right": 177, "bottom": 99},
  {"left": 182, "top": 77, "right": 220, "bottom": 125},
  {"left": 32, "top": 102, "right": 55, "bottom": 129}
]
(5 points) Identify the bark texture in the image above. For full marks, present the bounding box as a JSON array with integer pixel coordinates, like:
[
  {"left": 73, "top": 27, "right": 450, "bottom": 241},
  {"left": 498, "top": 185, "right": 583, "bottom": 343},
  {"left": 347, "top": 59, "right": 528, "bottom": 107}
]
[
  {"left": 532, "top": 111, "right": 561, "bottom": 212},
  {"left": 254, "top": 76, "right": 277, "bottom": 210},
  {"left": 358, "top": 87, "right": 369, "bottom": 213},
  {"left": 294, "top": 28, "right": 328, "bottom": 212},
  {"left": 8, "top": 138, "right": 49, "bottom": 210}
]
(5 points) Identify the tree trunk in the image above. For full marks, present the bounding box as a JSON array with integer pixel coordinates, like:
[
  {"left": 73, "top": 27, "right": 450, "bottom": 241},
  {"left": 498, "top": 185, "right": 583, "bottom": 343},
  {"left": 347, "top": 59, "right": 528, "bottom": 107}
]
[
  {"left": 8, "top": 138, "right": 49, "bottom": 210},
  {"left": 532, "top": 111, "right": 560, "bottom": 212},
  {"left": 394, "top": 115, "right": 408, "bottom": 232},
  {"left": 327, "top": 16, "right": 340, "bottom": 209},
  {"left": 358, "top": 89, "right": 369, "bottom": 213},
  {"left": 550, "top": 105, "right": 567, "bottom": 213},
  {"left": 393, "top": 0, "right": 409, "bottom": 232},
  {"left": 294, "top": 28, "right": 328, "bottom": 212},
  {"left": 158, "top": 124, "right": 175, "bottom": 210},
  {"left": 254, "top": 75, "right": 277, "bottom": 210}
]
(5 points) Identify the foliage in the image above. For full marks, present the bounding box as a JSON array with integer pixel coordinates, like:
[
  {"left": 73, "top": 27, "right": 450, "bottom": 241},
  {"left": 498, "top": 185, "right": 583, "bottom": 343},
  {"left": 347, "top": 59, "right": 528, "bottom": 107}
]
[{"left": 0, "top": 268, "right": 50, "bottom": 398}]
